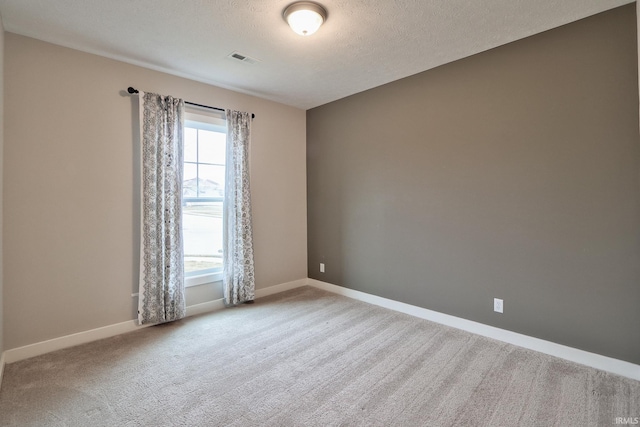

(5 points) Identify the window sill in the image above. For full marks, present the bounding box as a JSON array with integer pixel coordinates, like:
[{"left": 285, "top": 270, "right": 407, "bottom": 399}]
[{"left": 185, "top": 271, "right": 223, "bottom": 288}]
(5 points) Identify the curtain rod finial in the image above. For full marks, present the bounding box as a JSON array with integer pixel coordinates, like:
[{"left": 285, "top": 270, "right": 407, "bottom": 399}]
[{"left": 127, "top": 87, "right": 139, "bottom": 94}]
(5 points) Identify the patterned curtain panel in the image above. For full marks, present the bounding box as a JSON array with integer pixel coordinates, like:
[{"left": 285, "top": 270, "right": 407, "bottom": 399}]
[
  {"left": 223, "top": 110, "right": 256, "bottom": 305},
  {"left": 138, "top": 92, "right": 186, "bottom": 324}
]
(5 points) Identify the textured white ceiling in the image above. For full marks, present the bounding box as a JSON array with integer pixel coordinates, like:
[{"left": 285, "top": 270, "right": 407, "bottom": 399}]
[{"left": 0, "top": 0, "right": 634, "bottom": 109}]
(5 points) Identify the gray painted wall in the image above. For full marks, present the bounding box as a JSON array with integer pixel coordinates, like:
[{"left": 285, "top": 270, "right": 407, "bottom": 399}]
[{"left": 307, "top": 4, "right": 640, "bottom": 364}]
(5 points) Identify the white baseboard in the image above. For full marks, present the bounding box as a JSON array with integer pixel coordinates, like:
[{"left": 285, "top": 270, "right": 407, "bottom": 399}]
[
  {"left": 3, "top": 278, "right": 308, "bottom": 365},
  {"left": 255, "top": 278, "right": 308, "bottom": 299},
  {"left": 308, "top": 279, "right": 640, "bottom": 381},
  {"left": 185, "top": 298, "right": 226, "bottom": 317},
  {"left": 3, "top": 320, "right": 152, "bottom": 364}
]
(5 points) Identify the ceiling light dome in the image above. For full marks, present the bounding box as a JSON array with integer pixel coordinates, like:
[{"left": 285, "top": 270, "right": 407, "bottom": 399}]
[{"left": 283, "top": 2, "right": 327, "bottom": 36}]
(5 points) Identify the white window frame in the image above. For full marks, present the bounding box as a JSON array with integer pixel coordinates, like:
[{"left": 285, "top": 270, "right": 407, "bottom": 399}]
[{"left": 183, "top": 108, "right": 226, "bottom": 287}]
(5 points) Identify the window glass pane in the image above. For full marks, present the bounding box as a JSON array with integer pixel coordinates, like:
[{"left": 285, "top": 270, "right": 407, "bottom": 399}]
[
  {"left": 183, "top": 163, "right": 198, "bottom": 198},
  {"left": 198, "top": 130, "right": 226, "bottom": 165},
  {"left": 198, "top": 164, "right": 225, "bottom": 197},
  {"left": 183, "top": 201, "right": 223, "bottom": 274},
  {"left": 183, "top": 113, "right": 226, "bottom": 278},
  {"left": 184, "top": 128, "right": 198, "bottom": 162}
]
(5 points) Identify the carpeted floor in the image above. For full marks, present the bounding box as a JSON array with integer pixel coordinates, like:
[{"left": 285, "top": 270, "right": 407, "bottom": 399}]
[{"left": 0, "top": 286, "right": 638, "bottom": 426}]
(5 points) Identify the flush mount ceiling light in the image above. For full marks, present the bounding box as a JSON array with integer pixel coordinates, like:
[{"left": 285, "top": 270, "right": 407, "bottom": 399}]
[{"left": 283, "top": 2, "right": 327, "bottom": 36}]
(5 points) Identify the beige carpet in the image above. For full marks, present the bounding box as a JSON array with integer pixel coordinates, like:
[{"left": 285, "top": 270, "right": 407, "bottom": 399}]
[{"left": 0, "top": 286, "right": 638, "bottom": 426}]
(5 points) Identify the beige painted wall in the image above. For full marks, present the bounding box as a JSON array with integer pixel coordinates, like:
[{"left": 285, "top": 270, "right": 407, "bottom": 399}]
[{"left": 3, "top": 33, "right": 307, "bottom": 350}]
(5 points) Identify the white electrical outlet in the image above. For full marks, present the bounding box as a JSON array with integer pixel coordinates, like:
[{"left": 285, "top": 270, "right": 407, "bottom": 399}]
[
  {"left": 320, "top": 263, "right": 325, "bottom": 273},
  {"left": 494, "top": 298, "right": 503, "bottom": 313}
]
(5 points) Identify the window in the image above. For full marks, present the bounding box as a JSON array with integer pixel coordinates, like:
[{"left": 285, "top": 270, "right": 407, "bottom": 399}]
[{"left": 183, "top": 109, "right": 226, "bottom": 286}]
